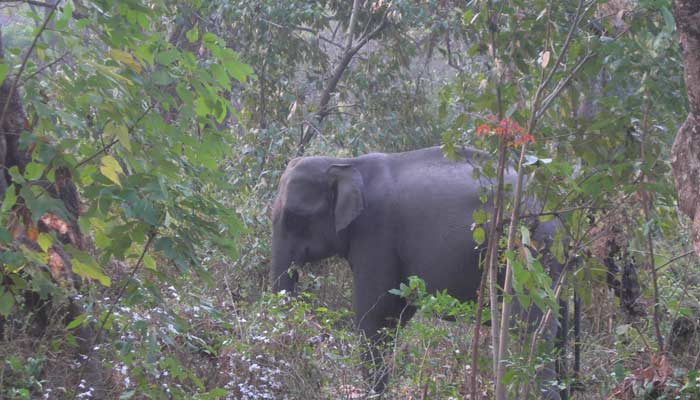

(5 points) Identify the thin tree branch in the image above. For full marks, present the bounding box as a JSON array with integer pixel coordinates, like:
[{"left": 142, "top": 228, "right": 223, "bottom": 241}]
[
  {"left": 654, "top": 250, "right": 695, "bottom": 272},
  {"left": 445, "top": 31, "right": 464, "bottom": 73},
  {"left": 536, "top": 51, "right": 596, "bottom": 120},
  {"left": 538, "top": 0, "right": 593, "bottom": 96},
  {"left": 20, "top": 51, "right": 69, "bottom": 85},
  {"left": 483, "top": 1, "right": 507, "bottom": 391},
  {"left": 75, "top": 103, "right": 154, "bottom": 168},
  {"left": 639, "top": 103, "right": 664, "bottom": 351},
  {"left": 297, "top": 10, "right": 389, "bottom": 155},
  {"left": 345, "top": 0, "right": 361, "bottom": 52},
  {"left": 257, "top": 18, "right": 345, "bottom": 49},
  {"left": 496, "top": 0, "right": 590, "bottom": 397}
]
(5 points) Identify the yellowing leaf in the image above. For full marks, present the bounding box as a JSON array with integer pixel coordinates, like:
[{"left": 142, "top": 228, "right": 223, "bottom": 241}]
[
  {"left": 105, "top": 121, "right": 131, "bottom": 152},
  {"left": 100, "top": 155, "right": 123, "bottom": 186},
  {"left": 110, "top": 49, "right": 142, "bottom": 73},
  {"left": 90, "top": 62, "right": 133, "bottom": 86}
]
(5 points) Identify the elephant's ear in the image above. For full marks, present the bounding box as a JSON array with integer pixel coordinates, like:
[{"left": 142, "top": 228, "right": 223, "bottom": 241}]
[{"left": 327, "top": 164, "right": 365, "bottom": 232}]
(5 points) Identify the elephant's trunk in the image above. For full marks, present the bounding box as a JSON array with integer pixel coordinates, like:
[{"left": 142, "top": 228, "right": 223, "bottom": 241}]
[{"left": 270, "top": 234, "right": 299, "bottom": 293}]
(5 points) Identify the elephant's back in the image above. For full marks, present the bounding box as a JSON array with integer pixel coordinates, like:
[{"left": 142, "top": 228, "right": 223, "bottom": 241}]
[{"left": 384, "top": 147, "right": 507, "bottom": 301}]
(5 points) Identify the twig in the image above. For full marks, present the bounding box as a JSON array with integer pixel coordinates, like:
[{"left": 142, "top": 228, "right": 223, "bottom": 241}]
[
  {"left": 639, "top": 103, "right": 664, "bottom": 351},
  {"left": 654, "top": 250, "right": 694, "bottom": 272},
  {"left": 345, "top": 0, "right": 361, "bottom": 52},
  {"left": 483, "top": 1, "right": 507, "bottom": 390},
  {"left": 20, "top": 51, "right": 69, "bottom": 84},
  {"left": 257, "top": 17, "right": 345, "bottom": 49},
  {"left": 0, "top": 0, "right": 61, "bottom": 130},
  {"left": 470, "top": 251, "right": 489, "bottom": 400},
  {"left": 297, "top": 8, "right": 390, "bottom": 155},
  {"left": 496, "top": 1, "right": 589, "bottom": 397},
  {"left": 75, "top": 103, "right": 154, "bottom": 168},
  {"left": 536, "top": 52, "right": 596, "bottom": 121}
]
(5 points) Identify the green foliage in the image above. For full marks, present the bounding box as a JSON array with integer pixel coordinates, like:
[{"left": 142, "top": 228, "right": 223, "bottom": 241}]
[
  {"left": 0, "top": 355, "right": 46, "bottom": 399},
  {"left": 390, "top": 275, "right": 479, "bottom": 321},
  {"left": 1, "top": 0, "right": 698, "bottom": 398}
]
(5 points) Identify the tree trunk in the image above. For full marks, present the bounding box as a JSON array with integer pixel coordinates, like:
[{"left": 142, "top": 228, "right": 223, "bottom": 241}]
[{"left": 671, "top": 0, "right": 700, "bottom": 256}]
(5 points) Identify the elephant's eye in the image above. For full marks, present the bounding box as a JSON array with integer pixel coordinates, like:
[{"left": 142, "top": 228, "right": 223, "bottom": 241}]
[{"left": 284, "top": 211, "right": 309, "bottom": 234}]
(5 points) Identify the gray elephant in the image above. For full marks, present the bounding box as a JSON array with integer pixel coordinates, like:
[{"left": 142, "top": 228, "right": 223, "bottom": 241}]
[{"left": 270, "top": 146, "right": 565, "bottom": 398}]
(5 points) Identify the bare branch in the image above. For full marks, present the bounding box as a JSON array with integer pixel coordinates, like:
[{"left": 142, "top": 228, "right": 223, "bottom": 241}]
[
  {"left": 445, "top": 31, "right": 464, "bottom": 73},
  {"left": 535, "top": 51, "right": 596, "bottom": 120},
  {"left": 20, "top": 51, "right": 69, "bottom": 85},
  {"left": 75, "top": 103, "right": 154, "bottom": 168},
  {"left": 655, "top": 250, "right": 695, "bottom": 272},
  {"left": 345, "top": 0, "right": 361, "bottom": 52},
  {"left": 297, "top": 9, "right": 390, "bottom": 155}
]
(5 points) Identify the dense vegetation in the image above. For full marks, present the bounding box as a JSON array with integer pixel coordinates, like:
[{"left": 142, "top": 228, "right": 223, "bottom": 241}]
[{"left": 0, "top": 0, "right": 698, "bottom": 398}]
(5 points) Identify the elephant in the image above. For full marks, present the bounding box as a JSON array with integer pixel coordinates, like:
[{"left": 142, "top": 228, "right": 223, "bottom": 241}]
[{"left": 270, "top": 146, "right": 566, "bottom": 399}]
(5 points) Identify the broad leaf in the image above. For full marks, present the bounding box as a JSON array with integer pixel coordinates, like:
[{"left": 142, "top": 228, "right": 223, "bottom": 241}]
[
  {"left": 100, "top": 155, "right": 124, "bottom": 186},
  {"left": 65, "top": 246, "right": 111, "bottom": 287}
]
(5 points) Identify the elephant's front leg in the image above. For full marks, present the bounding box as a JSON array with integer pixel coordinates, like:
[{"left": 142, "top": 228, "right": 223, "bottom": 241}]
[{"left": 351, "top": 256, "right": 411, "bottom": 395}]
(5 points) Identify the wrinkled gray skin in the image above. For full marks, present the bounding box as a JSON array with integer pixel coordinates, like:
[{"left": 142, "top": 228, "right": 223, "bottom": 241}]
[{"left": 271, "top": 146, "right": 563, "bottom": 399}]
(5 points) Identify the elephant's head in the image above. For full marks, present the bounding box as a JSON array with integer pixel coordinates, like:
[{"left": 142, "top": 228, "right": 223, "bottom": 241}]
[{"left": 270, "top": 157, "right": 365, "bottom": 293}]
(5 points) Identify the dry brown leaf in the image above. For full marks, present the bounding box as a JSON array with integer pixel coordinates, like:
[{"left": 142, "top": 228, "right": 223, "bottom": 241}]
[
  {"left": 47, "top": 247, "right": 64, "bottom": 281},
  {"left": 27, "top": 225, "right": 39, "bottom": 242},
  {"left": 40, "top": 213, "right": 70, "bottom": 235}
]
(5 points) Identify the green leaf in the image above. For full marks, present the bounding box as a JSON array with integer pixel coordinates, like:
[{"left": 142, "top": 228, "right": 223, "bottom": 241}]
[
  {"left": 66, "top": 313, "right": 88, "bottom": 330},
  {"left": 0, "top": 227, "right": 11, "bottom": 242},
  {"left": 105, "top": 121, "right": 131, "bottom": 152},
  {"left": 65, "top": 246, "right": 111, "bottom": 287},
  {"left": 0, "top": 288, "right": 15, "bottom": 316},
  {"left": 194, "top": 97, "right": 210, "bottom": 117},
  {"left": 472, "top": 227, "right": 486, "bottom": 245},
  {"left": 156, "top": 49, "right": 180, "bottom": 66},
  {"left": 211, "top": 63, "right": 230, "bottom": 88},
  {"left": 186, "top": 24, "right": 199, "bottom": 43},
  {"left": 143, "top": 254, "right": 156, "bottom": 270},
  {"left": 24, "top": 162, "right": 45, "bottom": 181},
  {"left": 660, "top": 6, "right": 675, "bottom": 31},
  {"left": 0, "top": 63, "right": 7, "bottom": 86},
  {"left": 462, "top": 10, "right": 474, "bottom": 25},
  {"left": 225, "top": 60, "right": 255, "bottom": 83},
  {"left": 37, "top": 233, "right": 53, "bottom": 252},
  {"left": 110, "top": 49, "right": 142, "bottom": 72},
  {"left": 100, "top": 155, "right": 123, "bottom": 186},
  {"left": 8, "top": 166, "right": 25, "bottom": 184},
  {"left": 472, "top": 209, "right": 488, "bottom": 225},
  {"left": 1, "top": 184, "right": 17, "bottom": 212}
]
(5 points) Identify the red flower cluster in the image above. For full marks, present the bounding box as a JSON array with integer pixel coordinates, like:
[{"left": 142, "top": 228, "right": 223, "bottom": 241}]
[{"left": 475, "top": 117, "right": 534, "bottom": 147}]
